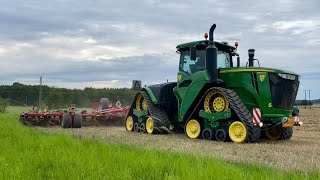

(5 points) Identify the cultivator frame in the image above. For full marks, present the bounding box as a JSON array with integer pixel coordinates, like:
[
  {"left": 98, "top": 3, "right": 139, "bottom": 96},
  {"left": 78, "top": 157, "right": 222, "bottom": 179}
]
[{"left": 20, "top": 102, "right": 130, "bottom": 128}]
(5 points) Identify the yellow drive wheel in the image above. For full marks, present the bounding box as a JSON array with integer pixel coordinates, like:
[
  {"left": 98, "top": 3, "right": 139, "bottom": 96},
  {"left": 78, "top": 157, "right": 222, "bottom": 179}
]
[
  {"left": 265, "top": 125, "right": 281, "bottom": 140},
  {"left": 229, "top": 121, "right": 247, "bottom": 143},
  {"left": 126, "top": 116, "right": 134, "bottom": 131},
  {"left": 146, "top": 117, "right": 154, "bottom": 134},
  {"left": 142, "top": 99, "right": 148, "bottom": 110},
  {"left": 204, "top": 89, "right": 229, "bottom": 113},
  {"left": 186, "top": 119, "right": 201, "bottom": 139},
  {"left": 135, "top": 94, "right": 148, "bottom": 112}
]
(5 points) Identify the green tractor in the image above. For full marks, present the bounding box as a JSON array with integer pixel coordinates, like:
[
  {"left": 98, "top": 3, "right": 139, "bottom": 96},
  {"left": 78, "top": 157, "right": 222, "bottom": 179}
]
[{"left": 125, "top": 24, "right": 300, "bottom": 143}]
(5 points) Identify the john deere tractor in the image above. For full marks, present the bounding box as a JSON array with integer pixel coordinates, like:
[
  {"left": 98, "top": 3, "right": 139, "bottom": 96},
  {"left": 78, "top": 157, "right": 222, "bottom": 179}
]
[{"left": 125, "top": 24, "right": 300, "bottom": 143}]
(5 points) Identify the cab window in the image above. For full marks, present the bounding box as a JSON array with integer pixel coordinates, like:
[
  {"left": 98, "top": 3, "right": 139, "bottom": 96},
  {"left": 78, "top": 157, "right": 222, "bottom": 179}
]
[
  {"left": 179, "top": 51, "right": 205, "bottom": 74},
  {"left": 179, "top": 50, "right": 230, "bottom": 74},
  {"left": 217, "top": 52, "right": 230, "bottom": 69}
]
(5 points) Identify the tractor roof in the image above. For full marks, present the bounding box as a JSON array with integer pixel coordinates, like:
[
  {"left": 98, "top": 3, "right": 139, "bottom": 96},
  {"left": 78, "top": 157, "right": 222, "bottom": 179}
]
[{"left": 176, "top": 40, "right": 236, "bottom": 51}]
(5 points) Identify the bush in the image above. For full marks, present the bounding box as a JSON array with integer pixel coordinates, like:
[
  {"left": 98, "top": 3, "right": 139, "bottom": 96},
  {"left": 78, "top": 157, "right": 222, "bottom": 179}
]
[{"left": 0, "top": 97, "right": 10, "bottom": 113}]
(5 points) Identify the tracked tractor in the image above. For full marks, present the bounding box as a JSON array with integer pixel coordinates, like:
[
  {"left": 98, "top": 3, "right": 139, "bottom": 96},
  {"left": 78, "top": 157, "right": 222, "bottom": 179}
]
[{"left": 125, "top": 24, "right": 300, "bottom": 143}]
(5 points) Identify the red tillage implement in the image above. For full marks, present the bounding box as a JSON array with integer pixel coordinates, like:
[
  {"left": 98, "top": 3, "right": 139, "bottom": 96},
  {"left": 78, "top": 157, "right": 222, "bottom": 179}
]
[{"left": 20, "top": 101, "right": 130, "bottom": 128}]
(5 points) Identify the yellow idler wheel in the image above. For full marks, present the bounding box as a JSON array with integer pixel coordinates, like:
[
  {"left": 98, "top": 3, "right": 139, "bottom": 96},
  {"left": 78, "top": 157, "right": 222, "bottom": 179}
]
[
  {"left": 186, "top": 119, "right": 201, "bottom": 139},
  {"left": 265, "top": 125, "right": 282, "bottom": 140},
  {"left": 125, "top": 116, "right": 134, "bottom": 131},
  {"left": 146, "top": 117, "right": 154, "bottom": 134},
  {"left": 204, "top": 89, "right": 229, "bottom": 113},
  {"left": 135, "top": 93, "right": 148, "bottom": 112},
  {"left": 229, "top": 121, "right": 247, "bottom": 143}
]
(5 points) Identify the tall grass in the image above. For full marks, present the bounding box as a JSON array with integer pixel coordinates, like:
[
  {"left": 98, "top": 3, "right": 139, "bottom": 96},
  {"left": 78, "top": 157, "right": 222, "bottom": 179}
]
[{"left": 0, "top": 109, "right": 319, "bottom": 179}]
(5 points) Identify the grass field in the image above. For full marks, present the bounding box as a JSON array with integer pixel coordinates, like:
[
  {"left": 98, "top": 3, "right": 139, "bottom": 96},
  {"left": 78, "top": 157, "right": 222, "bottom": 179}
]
[{"left": 0, "top": 107, "right": 319, "bottom": 179}]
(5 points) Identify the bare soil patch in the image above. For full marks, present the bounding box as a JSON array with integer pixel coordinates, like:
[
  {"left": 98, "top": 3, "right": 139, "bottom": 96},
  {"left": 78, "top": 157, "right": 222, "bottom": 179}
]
[{"left": 37, "top": 109, "right": 319, "bottom": 172}]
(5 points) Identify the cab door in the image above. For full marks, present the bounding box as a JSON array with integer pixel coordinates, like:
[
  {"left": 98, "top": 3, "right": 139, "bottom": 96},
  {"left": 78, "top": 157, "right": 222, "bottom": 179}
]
[{"left": 173, "top": 51, "right": 209, "bottom": 122}]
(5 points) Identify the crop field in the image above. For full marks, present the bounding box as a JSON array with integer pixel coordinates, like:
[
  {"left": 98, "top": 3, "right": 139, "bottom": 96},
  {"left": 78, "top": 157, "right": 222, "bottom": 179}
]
[
  {"left": 38, "top": 108, "right": 320, "bottom": 172},
  {"left": 1, "top": 106, "right": 319, "bottom": 179}
]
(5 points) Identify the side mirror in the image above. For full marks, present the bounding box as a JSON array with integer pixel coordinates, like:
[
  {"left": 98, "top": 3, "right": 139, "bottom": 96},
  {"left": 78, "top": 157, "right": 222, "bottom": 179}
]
[
  {"left": 237, "top": 56, "right": 240, "bottom": 67},
  {"left": 190, "top": 46, "right": 196, "bottom": 60}
]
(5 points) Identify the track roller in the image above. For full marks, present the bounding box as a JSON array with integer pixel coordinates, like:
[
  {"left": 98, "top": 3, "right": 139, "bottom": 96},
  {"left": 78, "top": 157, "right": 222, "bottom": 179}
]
[
  {"left": 215, "top": 129, "right": 228, "bottom": 142},
  {"left": 125, "top": 116, "right": 134, "bottom": 131},
  {"left": 134, "top": 123, "right": 140, "bottom": 132},
  {"left": 140, "top": 123, "right": 146, "bottom": 133},
  {"left": 146, "top": 117, "right": 154, "bottom": 134},
  {"left": 229, "top": 121, "right": 247, "bottom": 143},
  {"left": 202, "top": 128, "right": 214, "bottom": 140},
  {"left": 185, "top": 119, "right": 201, "bottom": 139}
]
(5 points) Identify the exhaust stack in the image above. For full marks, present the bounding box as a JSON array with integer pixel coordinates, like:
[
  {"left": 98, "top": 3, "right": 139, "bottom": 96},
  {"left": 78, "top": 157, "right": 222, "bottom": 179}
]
[
  {"left": 206, "top": 24, "right": 218, "bottom": 82},
  {"left": 248, "top": 49, "right": 255, "bottom": 67}
]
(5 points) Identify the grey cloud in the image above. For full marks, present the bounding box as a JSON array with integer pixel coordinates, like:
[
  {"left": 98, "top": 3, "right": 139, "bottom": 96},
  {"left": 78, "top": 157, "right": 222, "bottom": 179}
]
[
  {"left": 0, "top": 0, "right": 319, "bottom": 98},
  {"left": 0, "top": 53, "right": 178, "bottom": 86}
]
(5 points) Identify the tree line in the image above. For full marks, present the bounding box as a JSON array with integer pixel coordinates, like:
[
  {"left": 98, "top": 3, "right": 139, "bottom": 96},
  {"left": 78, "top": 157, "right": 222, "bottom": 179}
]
[
  {"left": 1, "top": 82, "right": 316, "bottom": 112},
  {"left": 295, "top": 100, "right": 313, "bottom": 106},
  {"left": 0, "top": 82, "right": 137, "bottom": 110}
]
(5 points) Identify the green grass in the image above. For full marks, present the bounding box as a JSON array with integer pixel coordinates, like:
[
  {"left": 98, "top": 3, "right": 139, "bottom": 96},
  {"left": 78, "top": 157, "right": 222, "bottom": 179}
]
[
  {"left": 0, "top": 108, "right": 319, "bottom": 179},
  {"left": 7, "top": 106, "right": 30, "bottom": 114}
]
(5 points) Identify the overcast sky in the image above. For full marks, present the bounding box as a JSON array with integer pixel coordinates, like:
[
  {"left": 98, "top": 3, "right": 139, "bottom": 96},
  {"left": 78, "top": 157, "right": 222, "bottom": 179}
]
[{"left": 0, "top": 0, "right": 319, "bottom": 99}]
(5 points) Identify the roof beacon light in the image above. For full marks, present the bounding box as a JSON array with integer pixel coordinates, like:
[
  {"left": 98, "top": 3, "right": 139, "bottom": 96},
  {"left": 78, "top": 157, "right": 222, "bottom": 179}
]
[
  {"left": 235, "top": 41, "right": 239, "bottom": 47},
  {"left": 204, "top": 33, "right": 208, "bottom": 40}
]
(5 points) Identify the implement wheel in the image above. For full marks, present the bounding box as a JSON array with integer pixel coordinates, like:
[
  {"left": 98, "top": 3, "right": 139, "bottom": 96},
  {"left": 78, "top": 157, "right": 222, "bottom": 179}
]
[
  {"left": 265, "top": 125, "right": 281, "bottom": 140},
  {"left": 135, "top": 93, "right": 148, "bottom": 112},
  {"left": 185, "top": 119, "right": 201, "bottom": 139},
  {"left": 229, "top": 121, "right": 247, "bottom": 143},
  {"left": 72, "top": 113, "right": 82, "bottom": 128},
  {"left": 204, "top": 89, "right": 229, "bottom": 113},
  {"left": 125, "top": 116, "right": 134, "bottom": 131},
  {"left": 62, "top": 113, "right": 72, "bottom": 128}
]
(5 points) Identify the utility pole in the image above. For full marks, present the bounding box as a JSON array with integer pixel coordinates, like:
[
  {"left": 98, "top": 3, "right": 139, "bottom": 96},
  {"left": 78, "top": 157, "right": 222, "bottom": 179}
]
[
  {"left": 304, "top": 89, "right": 312, "bottom": 109},
  {"left": 304, "top": 90, "right": 307, "bottom": 109},
  {"left": 308, "top": 90, "right": 312, "bottom": 109},
  {"left": 38, "top": 76, "right": 42, "bottom": 112}
]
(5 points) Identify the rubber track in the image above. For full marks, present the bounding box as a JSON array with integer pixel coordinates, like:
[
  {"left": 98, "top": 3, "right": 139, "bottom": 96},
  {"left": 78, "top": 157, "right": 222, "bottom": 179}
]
[
  {"left": 219, "top": 87, "right": 261, "bottom": 142},
  {"left": 141, "top": 91, "right": 171, "bottom": 134}
]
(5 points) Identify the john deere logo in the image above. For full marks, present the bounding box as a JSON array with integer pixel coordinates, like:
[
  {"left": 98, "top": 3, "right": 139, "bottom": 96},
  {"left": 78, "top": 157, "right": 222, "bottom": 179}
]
[
  {"left": 259, "top": 75, "right": 265, "bottom": 82},
  {"left": 292, "top": 84, "right": 297, "bottom": 92}
]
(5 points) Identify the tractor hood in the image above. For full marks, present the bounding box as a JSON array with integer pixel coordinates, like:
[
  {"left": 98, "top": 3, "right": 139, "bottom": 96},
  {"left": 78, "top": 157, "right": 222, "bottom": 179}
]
[{"left": 219, "top": 67, "right": 299, "bottom": 76}]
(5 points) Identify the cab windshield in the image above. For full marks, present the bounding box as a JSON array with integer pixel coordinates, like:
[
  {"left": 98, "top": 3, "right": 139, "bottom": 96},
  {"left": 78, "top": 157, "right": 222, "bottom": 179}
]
[{"left": 179, "top": 50, "right": 231, "bottom": 74}]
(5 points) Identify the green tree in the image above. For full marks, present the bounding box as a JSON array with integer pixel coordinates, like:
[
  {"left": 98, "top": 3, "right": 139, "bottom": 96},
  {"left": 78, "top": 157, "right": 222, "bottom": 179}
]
[{"left": 0, "top": 97, "right": 10, "bottom": 113}]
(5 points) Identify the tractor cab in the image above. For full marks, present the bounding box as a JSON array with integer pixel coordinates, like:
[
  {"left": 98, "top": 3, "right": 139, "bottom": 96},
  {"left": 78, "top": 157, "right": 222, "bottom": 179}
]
[{"left": 176, "top": 40, "right": 237, "bottom": 75}]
